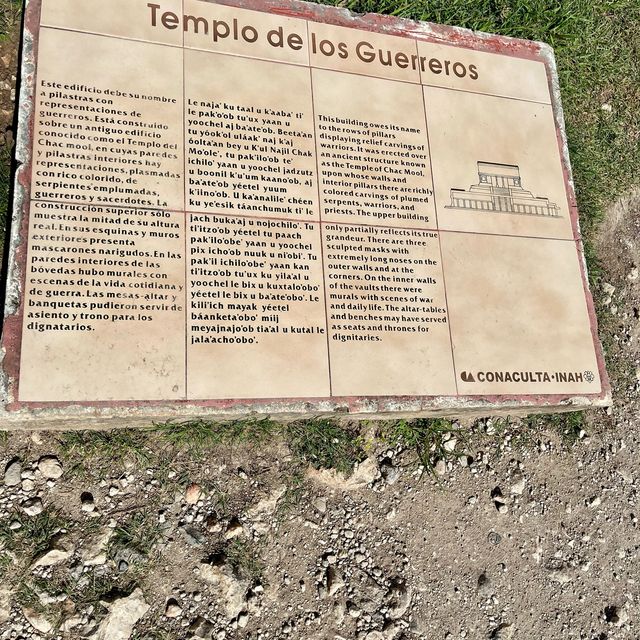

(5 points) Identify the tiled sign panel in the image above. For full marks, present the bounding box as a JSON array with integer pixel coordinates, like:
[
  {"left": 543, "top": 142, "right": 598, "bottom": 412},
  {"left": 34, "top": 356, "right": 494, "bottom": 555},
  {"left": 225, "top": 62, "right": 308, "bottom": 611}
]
[{"left": 3, "top": 0, "right": 608, "bottom": 415}]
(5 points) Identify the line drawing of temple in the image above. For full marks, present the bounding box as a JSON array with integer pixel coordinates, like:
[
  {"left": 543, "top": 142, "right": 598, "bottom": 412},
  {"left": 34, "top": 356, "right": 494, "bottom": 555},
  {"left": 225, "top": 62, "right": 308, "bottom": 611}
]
[{"left": 446, "top": 161, "right": 561, "bottom": 217}]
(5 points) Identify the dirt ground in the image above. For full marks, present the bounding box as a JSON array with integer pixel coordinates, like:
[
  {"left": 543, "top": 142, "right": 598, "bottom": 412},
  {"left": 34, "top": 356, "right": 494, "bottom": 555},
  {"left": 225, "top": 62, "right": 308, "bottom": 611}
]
[{"left": 1, "top": 5, "right": 640, "bottom": 640}]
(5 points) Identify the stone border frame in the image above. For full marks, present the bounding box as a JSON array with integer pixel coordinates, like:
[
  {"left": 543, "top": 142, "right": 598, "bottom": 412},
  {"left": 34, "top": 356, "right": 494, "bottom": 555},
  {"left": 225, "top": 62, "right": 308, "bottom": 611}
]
[{"left": 0, "top": 0, "right": 611, "bottom": 428}]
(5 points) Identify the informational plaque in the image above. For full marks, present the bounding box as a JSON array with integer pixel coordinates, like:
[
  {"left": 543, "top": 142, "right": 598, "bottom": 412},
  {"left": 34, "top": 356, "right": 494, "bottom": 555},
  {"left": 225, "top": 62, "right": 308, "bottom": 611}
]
[{"left": 0, "top": 0, "right": 610, "bottom": 426}]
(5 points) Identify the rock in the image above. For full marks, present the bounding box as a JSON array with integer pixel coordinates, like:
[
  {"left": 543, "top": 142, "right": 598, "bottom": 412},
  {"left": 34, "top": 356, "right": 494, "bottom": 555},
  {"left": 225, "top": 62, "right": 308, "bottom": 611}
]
[
  {"left": 189, "top": 615, "right": 214, "bottom": 637},
  {"left": 443, "top": 437, "right": 457, "bottom": 452},
  {"left": 604, "top": 604, "right": 628, "bottom": 626},
  {"left": 312, "top": 496, "right": 327, "bottom": 513},
  {"left": 380, "top": 459, "right": 401, "bottom": 485},
  {"left": 326, "top": 565, "right": 344, "bottom": 596},
  {"left": 22, "top": 497, "right": 43, "bottom": 516},
  {"left": 350, "top": 458, "right": 381, "bottom": 486},
  {"left": 165, "top": 598, "right": 182, "bottom": 618},
  {"left": 80, "top": 491, "right": 95, "bottom": 512},
  {"left": 224, "top": 517, "right": 244, "bottom": 540},
  {"left": 237, "top": 611, "right": 249, "bottom": 628},
  {"left": 492, "top": 487, "right": 508, "bottom": 513},
  {"left": 60, "top": 615, "right": 84, "bottom": 632},
  {"left": 81, "top": 526, "right": 112, "bottom": 566},
  {"left": 306, "top": 457, "right": 380, "bottom": 490},
  {"left": 21, "top": 478, "right": 35, "bottom": 492},
  {"left": 602, "top": 282, "right": 615, "bottom": 296},
  {"left": 491, "top": 623, "right": 514, "bottom": 639},
  {"left": 510, "top": 475, "right": 526, "bottom": 495},
  {"left": 96, "top": 588, "right": 149, "bottom": 640},
  {"left": 434, "top": 460, "right": 446, "bottom": 476},
  {"left": 487, "top": 531, "right": 501, "bottom": 545},
  {"left": 113, "top": 545, "right": 145, "bottom": 570},
  {"left": 38, "top": 455, "right": 63, "bottom": 480},
  {"left": 365, "top": 633, "right": 384, "bottom": 640},
  {"left": 205, "top": 512, "right": 222, "bottom": 533},
  {"left": 548, "top": 570, "right": 572, "bottom": 584},
  {"left": 32, "top": 535, "right": 74, "bottom": 568},
  {"left": 3, "top": 458, "right": 21, "bottom": 486},
  {"left": 181, "top": 525, "right": 205, "bottom": 547},
  {"left": 386, "top": 579, "right": 411, "bottom": 620},
  {"left": 22, "top": 607, "right": 52, "bottom": 633},
  {"left": 0, "top": 586, "right": 11, "bottom": 625},
  {"left": 246, "top": 486, "right": 286, "bottom": 533},
  {"left": 477, "top": 572, "right": 492, "bottom": 597},
  {"left": 185, "top": 483, "right": 202, "bottom": 504},
  {"left": 200, "top": 557, "right": 248, "bottom": 619}
]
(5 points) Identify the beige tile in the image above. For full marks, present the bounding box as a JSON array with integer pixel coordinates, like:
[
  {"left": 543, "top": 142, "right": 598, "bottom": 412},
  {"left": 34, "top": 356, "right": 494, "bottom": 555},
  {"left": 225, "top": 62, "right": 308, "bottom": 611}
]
[
  {"left": 417, "top": 40, "right": 550, "bottom": 103},
  {"left": 441, "top": 233, "right": 601, "bottom": 396},
  {"left": 309, "top": 21, "right": 420, "bottom": 83},
  {"left": 185, "top": 50, "right": 318, "bottom": 220},
  {"left": 41, "top": 0, "right": 183, "bottom": 45},
  {"left": 33, "top": 29, "right": 184, "bottom": 211},
  {"left": 426, "top": 88, "right": 574, "bottom": 240},
  {"left": 19, "top": 201, "right": 186, "bottom": 402},
  {"left": 312, "top": 69, "right": 435, "bottom": 229},
  {"left": 187, "top": 216, "right": 329, "bottom": 399},
  {"left": 184, "top": 0, "right": 308, "bottom": 65},
  {"left": 324, "top": 223, "right": 456, "bottom": 396}
]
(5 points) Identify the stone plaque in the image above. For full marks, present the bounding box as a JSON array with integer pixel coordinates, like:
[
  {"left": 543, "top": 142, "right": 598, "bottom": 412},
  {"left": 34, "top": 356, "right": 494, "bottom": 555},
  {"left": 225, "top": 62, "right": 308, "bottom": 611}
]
[{"left": 0, "top": 0, "right": 610, "bottom": 426}]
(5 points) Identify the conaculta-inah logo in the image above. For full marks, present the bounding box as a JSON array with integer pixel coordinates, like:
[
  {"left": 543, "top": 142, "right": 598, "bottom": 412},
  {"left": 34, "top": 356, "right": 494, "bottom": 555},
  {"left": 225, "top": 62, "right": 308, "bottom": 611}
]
[{"left": 460, "top": 370, "right": 596, "bottom": 383}]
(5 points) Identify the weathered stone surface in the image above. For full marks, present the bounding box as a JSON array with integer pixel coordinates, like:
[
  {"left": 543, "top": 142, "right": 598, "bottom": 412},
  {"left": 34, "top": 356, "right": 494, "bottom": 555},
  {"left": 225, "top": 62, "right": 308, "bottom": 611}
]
[
  {"left": 199, "top": 558, "right": 248, "bottom": 619},
  {"left": 21, "top": 497, "right": 43, "bottom": 516},
  {"left": 3, "top": 458, "right": 21, "bottom": 486},
  {"left": 0, "top": 586, "right": 11, "bottom": 625},
  {"left": 37, "top": 455, "right": 63, "bottom": 479},
  {"left": 22, "top": 607, "right": 52, "bottom": 633},
  {"left": 96, "top": 588, "right": 149, "bottom": 640},
  {"left": 80, "top": 526, "right": 112, "bottom": 566}
]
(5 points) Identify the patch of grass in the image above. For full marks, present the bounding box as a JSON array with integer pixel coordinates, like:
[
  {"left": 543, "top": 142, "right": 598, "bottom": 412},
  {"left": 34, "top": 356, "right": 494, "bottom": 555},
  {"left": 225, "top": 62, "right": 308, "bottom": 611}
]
[
  {"left": 523, "top": 411, "right": 585, "bottom": 446},
  {"left": 380, "top": 418, "right": 467, "bottom": 474},
  {"left": 0, "top": 552, "right": 11, "bottom": 579},
  {"left": 131, "top": 630, "right": 174, "bottom": 640},
  {"left": 14, "top": 579, "right": 46, "bottom": 612},
  {"left": 51, "top": 569, "right": 136, "bottom": 610},
  {"left": 153, "top": 416, "right": 278, "bottom": 451},
  {"left": 132, "top": 632, "right": 173, "bottom": 640},
  {"left": 16, "top": 567, "right": 141, "bottom": 631},
  {"left": 285, "top": 418, "right": 365, "bottom": 474},
  {"left": 471, "top": 416, "right": 536, "bottom": 457},
  {"left": 276, "top": 470, "right": 307, "bottom": 519},
  {"left": 225, "top": 538, "right": 264, "bottom": 583},
  {"left": 0, "top": 507, "right": 73, "bottom": 620},
  {"left": 0, "top": 507, "right": 68, "bottom": 563},
  {"left": 0, "top": 0, "right": 21, "bottom": 40},
  {"left": 109, "top": 511, "right": 163, "bottom": 562},
  {"left": 57, "top": 429, "right": 155, "bottom": 476}
]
